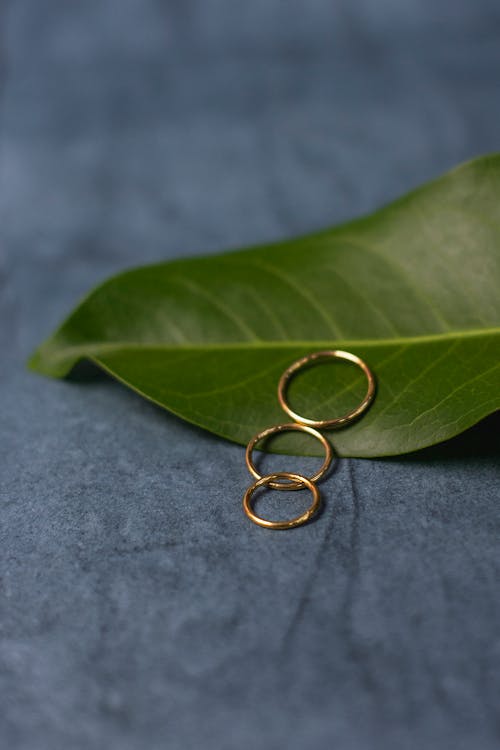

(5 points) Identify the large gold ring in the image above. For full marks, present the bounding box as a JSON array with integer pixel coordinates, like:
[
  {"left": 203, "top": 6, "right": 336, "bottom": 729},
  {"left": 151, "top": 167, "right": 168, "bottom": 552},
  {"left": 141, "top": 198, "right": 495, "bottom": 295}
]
[
  {"left": 277, "top": 349, "right": 376, "bottom": 429},
  {"left": 245, "top": 422, "right": 333, "bottom": 490},
  {"left": 243, "top": 472, "right": 321, "bottom": 530}
]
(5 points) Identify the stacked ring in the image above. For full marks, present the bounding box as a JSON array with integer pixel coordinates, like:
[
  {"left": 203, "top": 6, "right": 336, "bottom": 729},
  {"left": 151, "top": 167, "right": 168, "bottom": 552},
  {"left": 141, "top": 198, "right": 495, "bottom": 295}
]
[
  {"left": 242, "top": 350, "right": 376, "bottom": 530},
  {"left": 278, "top": 349, "right": 376, "bottom": 429},
  {"left": 243, "top": 473, "right": 321, "bottom": 530},
  {"left": 245, "top": 422, "right": 334, "bottom": 490}
]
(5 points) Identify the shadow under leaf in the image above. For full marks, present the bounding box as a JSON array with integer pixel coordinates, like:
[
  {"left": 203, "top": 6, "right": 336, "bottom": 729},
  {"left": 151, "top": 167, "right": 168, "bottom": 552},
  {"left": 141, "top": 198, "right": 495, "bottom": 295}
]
[{"left": 383, "top": 411, "right": 500, "bottom": 463}]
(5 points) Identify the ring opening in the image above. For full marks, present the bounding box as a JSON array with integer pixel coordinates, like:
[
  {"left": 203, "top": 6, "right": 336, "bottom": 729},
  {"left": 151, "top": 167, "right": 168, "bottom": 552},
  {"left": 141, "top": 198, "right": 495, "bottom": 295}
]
[
  {"left": 277, "top": 350, "right": 376, "bottom": 429},
  {"left": 243, "top": 472, "right": 321, "bottom": 530}
]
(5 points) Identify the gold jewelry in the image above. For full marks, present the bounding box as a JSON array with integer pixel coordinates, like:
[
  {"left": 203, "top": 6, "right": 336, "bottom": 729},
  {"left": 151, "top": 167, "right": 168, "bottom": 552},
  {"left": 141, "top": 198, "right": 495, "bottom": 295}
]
[
  {"left": 245, "top": 422, "right": 333, "bottom": 490},
  {"left": 241, "top": 350, "right": 376, "bottom": 530},
  {"left": 277, "top": 349, "right": 376, "bottom": 429},
  {"left": 243, "top": 472, "right": 321, "bottom": 530}
]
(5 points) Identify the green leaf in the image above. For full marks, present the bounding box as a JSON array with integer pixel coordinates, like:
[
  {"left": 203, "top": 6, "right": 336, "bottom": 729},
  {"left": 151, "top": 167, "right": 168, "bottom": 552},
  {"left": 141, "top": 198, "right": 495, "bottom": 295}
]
[{"left": 28, "top": 154, "right": 500, "bottom": 457}]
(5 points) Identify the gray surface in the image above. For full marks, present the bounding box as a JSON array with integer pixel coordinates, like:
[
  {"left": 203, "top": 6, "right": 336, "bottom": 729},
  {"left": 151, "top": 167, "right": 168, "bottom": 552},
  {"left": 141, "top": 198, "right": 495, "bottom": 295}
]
[{"left": 1, "top": 1, "right": 500, "bottom": 748}]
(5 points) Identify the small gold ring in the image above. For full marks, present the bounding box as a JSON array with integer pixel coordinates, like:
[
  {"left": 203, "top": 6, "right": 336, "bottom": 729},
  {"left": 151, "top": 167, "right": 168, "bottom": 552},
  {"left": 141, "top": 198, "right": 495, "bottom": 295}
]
[
  {"left": 243, "top": 473, "right": 321, "bottom": 530},
  {"left": 278, "top": 349, "right": 376, "bottom": 429},
  {"left": 245, "top": 423, "right": 333, "bottom": 490}
]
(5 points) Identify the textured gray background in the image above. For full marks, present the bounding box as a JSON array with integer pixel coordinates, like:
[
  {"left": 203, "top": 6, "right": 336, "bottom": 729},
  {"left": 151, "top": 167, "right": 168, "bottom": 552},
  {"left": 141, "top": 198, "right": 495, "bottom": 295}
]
[{"left": 1, "top": 1, "right": 500, "bottom": 748}]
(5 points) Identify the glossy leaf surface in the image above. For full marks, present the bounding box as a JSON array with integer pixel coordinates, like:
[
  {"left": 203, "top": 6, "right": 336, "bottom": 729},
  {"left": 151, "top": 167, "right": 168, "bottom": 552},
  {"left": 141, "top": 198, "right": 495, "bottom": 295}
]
[{"left": 29, "top": 155, "right": 500, "bottom": 456}]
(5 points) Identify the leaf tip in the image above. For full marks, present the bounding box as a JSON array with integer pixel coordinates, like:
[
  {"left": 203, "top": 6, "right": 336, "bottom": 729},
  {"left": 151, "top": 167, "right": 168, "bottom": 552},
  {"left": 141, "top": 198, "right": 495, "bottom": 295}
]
[
  {"left": 26, "top": 347, "right": 44, "bottom": 373},
  {"left": 26, "top": 342, "right": 74, "bottom": 378}
]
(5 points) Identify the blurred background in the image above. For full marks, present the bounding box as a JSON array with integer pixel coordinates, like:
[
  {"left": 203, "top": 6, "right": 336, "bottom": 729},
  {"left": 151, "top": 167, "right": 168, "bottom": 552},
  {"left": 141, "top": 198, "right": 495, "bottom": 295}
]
[
  {"left": 1, "top": 1, "right": 500, "bottom": 749},
  {"left": 3, "top": 0, "right": 500, "bottom": 352}
]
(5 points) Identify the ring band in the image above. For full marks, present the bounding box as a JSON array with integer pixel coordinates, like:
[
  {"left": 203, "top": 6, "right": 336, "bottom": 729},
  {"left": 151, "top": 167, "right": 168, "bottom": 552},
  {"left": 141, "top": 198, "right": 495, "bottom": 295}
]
[
  {"left": 245, "top": 422, "right": 333, "bottom": 490},
  {"left": 277, "top": 350, "right": 376, "bottom": 429},
  {"left": 243, "top": 472, "right": 321, "bottom": 530}
]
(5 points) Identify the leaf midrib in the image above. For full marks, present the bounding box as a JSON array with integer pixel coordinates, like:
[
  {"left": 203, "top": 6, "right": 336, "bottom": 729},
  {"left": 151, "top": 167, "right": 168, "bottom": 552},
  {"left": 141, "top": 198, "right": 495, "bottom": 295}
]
[{"left": 36, "top": 325, "right": 500, "bottom": 363}]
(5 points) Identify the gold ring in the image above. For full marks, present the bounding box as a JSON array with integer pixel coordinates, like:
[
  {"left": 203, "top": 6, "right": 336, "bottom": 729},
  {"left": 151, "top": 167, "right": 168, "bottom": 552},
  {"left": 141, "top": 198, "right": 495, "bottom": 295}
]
[
  {"left": 277, "top": 349, "right": 376, "bottom": 429},
  {"left": 245, "top": 422, "right": 333, "bottom": 490},
  {"left": 243, "top": 472, "right": 321, "bottom": 530}
]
